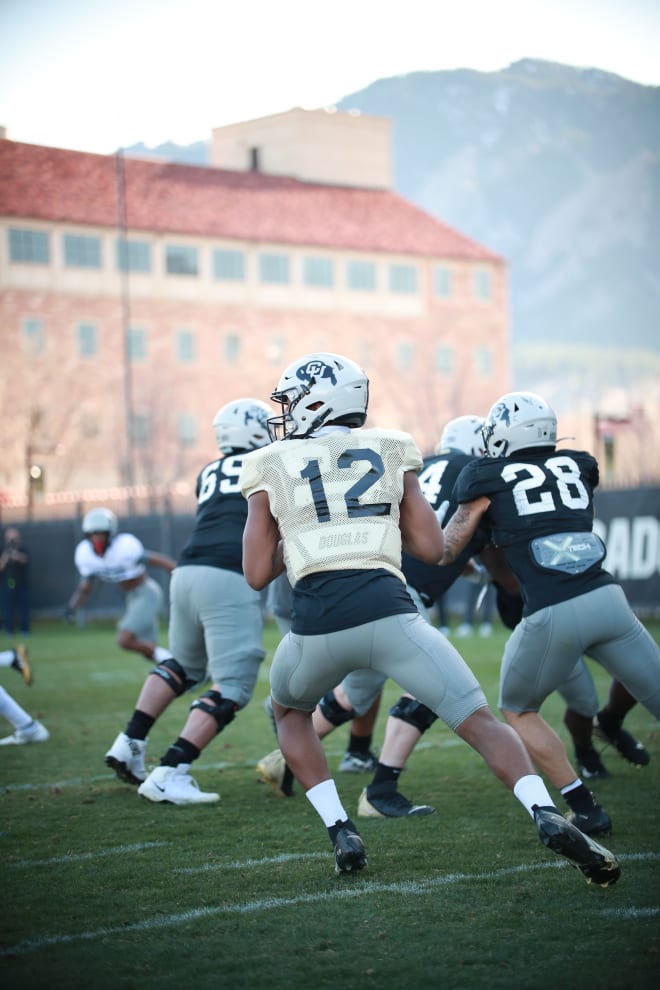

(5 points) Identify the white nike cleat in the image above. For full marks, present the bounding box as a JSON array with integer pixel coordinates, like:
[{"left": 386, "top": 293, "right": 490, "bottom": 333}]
[
  {"left": 105, "top": 732, "right": 147, "bottom": 784},
  {"left": 0, "top": 720, "right": 49, "bottom": 745},
  {"left": 138, "top": 764, "right": 219, "bottom": 805}
]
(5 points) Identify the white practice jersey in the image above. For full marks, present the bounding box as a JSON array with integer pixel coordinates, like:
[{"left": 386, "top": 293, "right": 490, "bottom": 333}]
[
  {"left": 240, "top": 427, "right": 423, "bottom": 586},
  {"left": 74, "top": 532, "right": 147, "bottom": 583}
]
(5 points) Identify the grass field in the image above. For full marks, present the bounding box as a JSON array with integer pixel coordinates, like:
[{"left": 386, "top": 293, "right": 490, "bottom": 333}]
[{"left": 1, "top": 618, "right": 659, "bottom": 990}]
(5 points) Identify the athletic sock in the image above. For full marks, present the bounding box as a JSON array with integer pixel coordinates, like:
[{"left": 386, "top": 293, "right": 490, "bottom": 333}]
[
  {"left": 347, "top": 732, "right": 372, "bottom": 755},
  {"left": 161, "top": 738, "right": 200, "bottom": 767},
  {"left": 596, "top": 708, "right": 623, "bottom": 736},
  {"left": 126, "top": 709, "right": 155, "bottom": 740},
  {"left": 561, "top": 782, "right": 597, "bottom": 814},
  {"left": 369, "top": 762, "right": 402, "bottom": 789}
]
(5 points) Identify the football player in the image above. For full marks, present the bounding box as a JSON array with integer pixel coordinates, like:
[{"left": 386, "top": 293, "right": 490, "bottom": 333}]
[
  {"left": 241, "top": 352, "right": 620, "bottom": 885},
  {"left": 105, "top": 398, "right": 273, "bottom": 805},
  {"left": 439, "top": 390, "right": 660, "bottom": 823},
  {"left": 66, "top": 508, "right": 176, "bottom": 662}
]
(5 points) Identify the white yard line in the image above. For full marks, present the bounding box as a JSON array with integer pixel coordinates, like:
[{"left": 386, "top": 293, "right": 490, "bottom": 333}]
[{"left": 2, "top": 852, "right": 659, "bottom": 957}]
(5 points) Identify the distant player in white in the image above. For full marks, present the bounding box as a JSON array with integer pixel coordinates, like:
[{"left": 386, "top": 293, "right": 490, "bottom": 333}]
[
  {"left": 66, "top": 508, "right": 175, "bottom": 663},
  {"left": 240, "top": 351, "right": 620, "bottom": 885}
]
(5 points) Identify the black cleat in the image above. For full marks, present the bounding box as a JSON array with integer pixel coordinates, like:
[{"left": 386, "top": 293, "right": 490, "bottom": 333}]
[
  {"left": 575, "top": 745, "right": 611, "bottom": 780},
  {"left": 358, "top": 786, "right": 435, "bottom": 818},
  {"left": 593, "top": 715, "right": 650, "bottom": 767},
  {"left": 332, "top": 819, "right": 367, "bottom": 874},
  {"left": 533, "top": 805, "right": 620, "bottom": 887},
  {"left": 566, "top": 804, "right": 612, "bottom": 837}
]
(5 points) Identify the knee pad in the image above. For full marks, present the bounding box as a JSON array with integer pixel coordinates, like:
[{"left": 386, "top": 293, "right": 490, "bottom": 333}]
[
  {"left": 191, "top": 690, "right": 237, "bottom": 731},
  {"left": 149, "top": 657, "right": 196, "bottom": 696},
  {"left": 318, "top": 691, "right": 355, "bottom": 727},
  {"left": 388, "top": 697, "right": 438, "bottom": 733}
]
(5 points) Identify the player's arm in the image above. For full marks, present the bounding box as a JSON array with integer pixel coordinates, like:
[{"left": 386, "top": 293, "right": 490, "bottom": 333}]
[
  {"left": 67, "top": 576, "right": 94, "bottom": 612},
  {"left": 144, "top": 550, "right": 177, "bottom": 572},
  {"left": 439, "top": 497, "right": 490, "bottom": 565},
  {"left": 399, "top": 471, "right": 444, "bottom": 563},
  {"left": 242, "top": 491, "right": 285, "bottom": 590}
]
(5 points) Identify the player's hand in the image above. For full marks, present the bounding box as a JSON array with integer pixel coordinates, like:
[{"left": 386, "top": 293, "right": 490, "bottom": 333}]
[{"left": 63, "top": 606, "right": 76, "bottom": 624}]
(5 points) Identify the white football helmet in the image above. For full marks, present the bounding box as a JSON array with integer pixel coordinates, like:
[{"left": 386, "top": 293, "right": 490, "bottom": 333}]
[
  {"left": 212, "top": 399, "right": 273, "bottom": 454},
  {"left": 482, "top": 391, "right": 557, "bottom": 457},
  {"left": 436, "top": 416, "right": 484, "bottom": 456},
  {"left": 268, "top": 352, "right": 369, "bottom": 441},
  {"left": 82, "top": 507, "right": 118, "bottom": 538}
]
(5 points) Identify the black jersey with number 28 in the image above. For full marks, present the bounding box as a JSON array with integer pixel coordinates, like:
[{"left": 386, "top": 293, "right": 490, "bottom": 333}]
[{"left": 454, "top": 447, "right": 615, "bottom": 616}]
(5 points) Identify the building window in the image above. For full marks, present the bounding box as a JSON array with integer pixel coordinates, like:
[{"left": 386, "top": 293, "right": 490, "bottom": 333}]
[
  {"left": 79, "top": 412, "right": 100, "bottom": 439},
  {"left": 76, "top": 322, "right": 98, "bottom": 357},
  {"left": 63, "top": 234, "right": 102, "bottom": 269},
  {"left": 116, "top": 238, "right": 151, "bottom": 273},
  {"left": 177, "top": 413, "right": 198, "bottom": 446},
  {"left": 9, "top": 228, "right": 50, "bottom": 264},
  {"left": 176, "top": 329, "right": 196, "bottom": 363},
  {"left": 475, "top": 346, "right": 494, "bottom": 378},
  {"left": 397, "top": 342, "right": 415, "bottom": 372},
  {"left": 223, "top": 333, "right": 241, "bottom": 364},
  {"left": 213, "top": 249, "right": 245, "bottom": 281},
  {"left": 22, "top": 317, "right": 45, "bottom": 356},
  {"left": 473, "top": 268, "right": 492, "bottom": 299},
  {"left": 435, "top": 345, "right": 454, "bottom": 376},
  {"left": 265, "top": 336, "right": 286, "bottom": 364},
  {"left": 166, "top": 245, "right": 198, "bottom": 276},
  {"left": 303, "top": 256, "right": 334, "bottom": 288},
  {"left": 130, "top": 413, "right": 151, "bottom": 447},
  {"left": 346, "top": 260, "right": 376, "bottom": 291},
  {"left": 127, "top": 327, "right": 147, "bottom": 361},
  {"left": 434, "top": 266, "right": 453, "bottom": 297},
  {"left": 389, "top": 263, "right": 418, "bottom": 294},
  {"left": 258, "top": 252, "right": 289, "bottom": 284}
]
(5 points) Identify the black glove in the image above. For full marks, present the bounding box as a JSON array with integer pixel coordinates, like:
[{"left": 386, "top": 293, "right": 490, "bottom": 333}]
[{"left": 63, "top": 606, "right": 76, "bottom": 624}]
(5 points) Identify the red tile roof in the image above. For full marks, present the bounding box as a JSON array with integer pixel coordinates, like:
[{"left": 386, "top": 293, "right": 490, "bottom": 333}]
[{"left": 0, "top": 139, "right": 501, "bottom": 261}]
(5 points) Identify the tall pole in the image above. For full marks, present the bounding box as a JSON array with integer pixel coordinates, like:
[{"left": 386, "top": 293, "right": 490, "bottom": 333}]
[{"left": 115, "top": 149, "right": 135, "bottom": 502}]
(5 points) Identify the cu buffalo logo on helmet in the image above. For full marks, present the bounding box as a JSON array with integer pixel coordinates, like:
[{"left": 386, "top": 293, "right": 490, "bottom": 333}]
[
  {"left": 296, "top": 360, "right": 337, "bottom": 386},
  {"left": 492, "top": 402, "right": 511, "bottom": 426},
  {"left": 244, "top": 405, "right": 268, "bottom": 429}
]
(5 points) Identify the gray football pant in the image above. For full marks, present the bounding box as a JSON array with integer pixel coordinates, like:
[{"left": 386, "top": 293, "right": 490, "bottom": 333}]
[
  {"left": 270, "top": 611, "right": 488, "bottom": 731},
  {"left": 499, "top": 584, "right": 660, "bottom": 717}
]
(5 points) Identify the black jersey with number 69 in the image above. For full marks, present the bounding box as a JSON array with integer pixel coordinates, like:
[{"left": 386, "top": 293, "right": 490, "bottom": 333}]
[
  {"left": 177, "top": 455, "right": 248, "bottom": 574},
  {"left": 454, "top": 447, "right": 615, "bottom": 615}
]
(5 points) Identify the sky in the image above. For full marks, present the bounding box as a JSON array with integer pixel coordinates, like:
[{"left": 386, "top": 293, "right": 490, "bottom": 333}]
[{"left": 0, "top": 0, "right": 659, "bottom": 155}]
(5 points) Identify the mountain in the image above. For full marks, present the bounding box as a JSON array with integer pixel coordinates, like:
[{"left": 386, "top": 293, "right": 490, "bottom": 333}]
[
  {"left": 336, "top": 59, "right": 660, "bottom": 356},
  {"left": 125, "top": 59, "right": 660, "bottom": 396}
]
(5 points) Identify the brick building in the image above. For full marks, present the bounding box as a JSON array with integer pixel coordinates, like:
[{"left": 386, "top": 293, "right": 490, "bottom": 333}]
[{"left": 0, "top": 109, "right": 509, "bottom": 514}]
